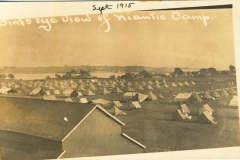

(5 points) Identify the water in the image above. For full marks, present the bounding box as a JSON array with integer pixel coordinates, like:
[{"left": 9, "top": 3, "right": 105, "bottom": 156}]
[
  {"left": 12, "top": 73, "right": 63, "bottom": 80},
  {"left": 11, "top": 72, "right": 127, "bottom": 80},
  {"left": 91, "top": 72, "right": 126, "bottom": 78}
]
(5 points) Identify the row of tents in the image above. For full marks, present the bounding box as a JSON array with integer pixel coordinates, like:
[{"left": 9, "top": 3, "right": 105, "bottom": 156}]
[
  {"left": 0, "top": 84, "right": 237, "bottom": 107},
  {"left": 0, "top": 78, "right": 197, "bottom": 92},
  {"left": 42, "top": 95, "right": 142, "bottom": 115},
  {"left": 1, "top": 78, "right": 237, "bottom": 99},
  {"left": 173, "top": 88, "right": 237, "bottom": 105}
]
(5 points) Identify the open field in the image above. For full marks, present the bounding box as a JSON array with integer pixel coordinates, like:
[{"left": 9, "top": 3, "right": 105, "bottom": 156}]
[
  {"left": 0, "top": 76, "right": 239, "bottom": 153},
  {"left": 118, "top": 97, "right": 240, "bottom": 152}
]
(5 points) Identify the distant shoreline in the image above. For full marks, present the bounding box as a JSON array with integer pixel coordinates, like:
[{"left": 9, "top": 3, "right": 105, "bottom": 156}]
[{"left": 0, "top": 66, "right": 211, "bottom": 75}]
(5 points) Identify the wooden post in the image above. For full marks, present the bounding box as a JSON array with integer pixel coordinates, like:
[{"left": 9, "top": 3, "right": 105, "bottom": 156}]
[{"left": 132, "top": 90, "right": 133, "bottom": 99}]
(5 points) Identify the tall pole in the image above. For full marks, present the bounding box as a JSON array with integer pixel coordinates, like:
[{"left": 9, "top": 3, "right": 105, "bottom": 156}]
[{"left": 132, "top": 89, "right": 133, "bottom": 99}]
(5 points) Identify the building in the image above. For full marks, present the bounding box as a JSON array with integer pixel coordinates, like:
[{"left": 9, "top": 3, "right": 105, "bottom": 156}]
[{"left": 0, "top": 97, "right": 146, "bottom": 159}]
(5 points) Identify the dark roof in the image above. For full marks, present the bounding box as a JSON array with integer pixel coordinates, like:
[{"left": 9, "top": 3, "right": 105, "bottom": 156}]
[
  {"left": 0, "top": 137, "right": 64, "bottom": 160},
  {"left": 0, "top": 97, "right": 98, "bottom": 141}
]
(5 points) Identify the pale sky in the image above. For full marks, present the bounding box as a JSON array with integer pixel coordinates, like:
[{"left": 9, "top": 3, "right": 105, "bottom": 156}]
[{"left": 0, "top": 8, "right": 235, "bottom": 70}]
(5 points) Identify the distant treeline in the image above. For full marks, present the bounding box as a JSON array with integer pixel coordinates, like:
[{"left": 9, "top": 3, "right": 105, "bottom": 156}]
[
  {"left": 47, "top": 65, "right": 236, "bottom": 80},
  {"left": 47, "top": 70, "right": 92, "bottom": 79},
  {"left": 0, "top": 66, "right": 181, "bottom": 74},
  {"left": 109, "top": 65, "right": 236, "bottom": 79},
  {"left": 0, "top": 74, "right": 15, "bottom": 79},
  {"left": 170, "top": 65, "right": 236, "bottom": 77}
]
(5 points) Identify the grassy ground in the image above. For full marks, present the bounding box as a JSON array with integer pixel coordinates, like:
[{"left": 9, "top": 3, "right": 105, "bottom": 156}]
[
  {"left": 117, "top": 96, "right": 240, "bottom": 153},
  {"left": 0, "top": 76, "right": 239, "bottom": 153}
]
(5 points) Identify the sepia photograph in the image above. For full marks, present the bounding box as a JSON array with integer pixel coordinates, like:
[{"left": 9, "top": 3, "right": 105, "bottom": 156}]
[{"left": 0, "top": 1, "right": 239, "bottom": 160}]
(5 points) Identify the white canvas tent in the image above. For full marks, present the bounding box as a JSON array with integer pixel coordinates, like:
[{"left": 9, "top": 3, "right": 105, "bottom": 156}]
[
  {"left": 105, "top": 106, "right": 126, "bottom": 115},
  {"left": 162, "top": 83, "right": 169, "bottom": 88},
  {"left": 146, "top": 84, "right": 153, "bottom": 90},
  {"left": 147, "top": 91, "right": 158, "bottom": 100},
  {"left": 183, "top": 81, "right": 189, "bottom": 86},
  {"left": 129, "top": 101, "right": 141, "bottom": 109},
  {"left": 228, "top": 88, "right": 237, "bottom": 95},
  {"left": 229, "top": 96, "right": 238, "bottom": 107},
  {"left": 153, "top": 83, "right": 161, "bottom": 89},
  {"left": 91, "top": 98, "right": 110, "bottom": 106},
  {"left": 79, "top": 98, "right": 88, "bottom": 103},
  {"left": 65, "top": 98, "right": 73, "bottom": 102},
  {"left": 138, "top": 93, "right": 148, "bottom": 103},
  {"left": 0, "top": 85, "right": 11, "bottom": 94},
  {"left": 172, "top": 109, "right": 190, "bottom": 120},
  {"left": 101, "top": 88, "right": 110, "bottom": 95},
  {"left": 211, "top": 90, "right": 220, "bottom": 98},
  {"left": 29, "top": 87, "right": 45, "bottom": 96},
  {"left": 193, "top": 93, "right": 202, "bottom": 102},
  {"left": 112, "top": 86, "right": 123, "bottom": 93},
  {"left": 177, "top": 82, "right": 183, "bottom": 86},
  {"left": 54, "top": 90, "right": 60, "bottom": 95},
  {"left": 134, "top": 85, "right": 144, "bottom": 90},
  {"left": 174, "top": 93, "right": 192, "bottom": 102},
  {"left": 123, "top": 92, "right": 138, "bottom": 99},
  {"left": 202, "top": 91, "right": 213, "bottom": 99},
  {"left": 112, "top": 101, "right": 123, "bottom": 108},
  {"left": 189, "top": 80, "right": 196, "bottom": 85},
  {"left": 43, "top": 95, "right": 57, "bottom": 101},
  {"left": 45, "top": 90, "right": 51, "bottom": 96},
  {"left": 82, "top": 89, "right": 95, "bottom": 96},
  {"left": 62, "top": 87, "right": 75, "bottom": 97},
  {"left": 77, "top": 92, "right": 82, "bottom": 96},
  {"left": 198, "top": 111, "right": 217, "bottom": 124},
  {"left": 170, "top": 82, "right": 177, "bottom": 87},
  {"left": 179, "top": 104, "right": 190, "bottom": 114},
  {"left": 199, "top": 104, "right": 213, "bottom": 115},
  {"left": 219, "top": 89, "right": 229, "bottom": 97}
]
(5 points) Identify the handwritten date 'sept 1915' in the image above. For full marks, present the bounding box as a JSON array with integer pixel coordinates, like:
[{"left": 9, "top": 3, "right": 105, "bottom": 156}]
[{"left": 93, "top": 3, "right": 135, "bottom": 14}]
